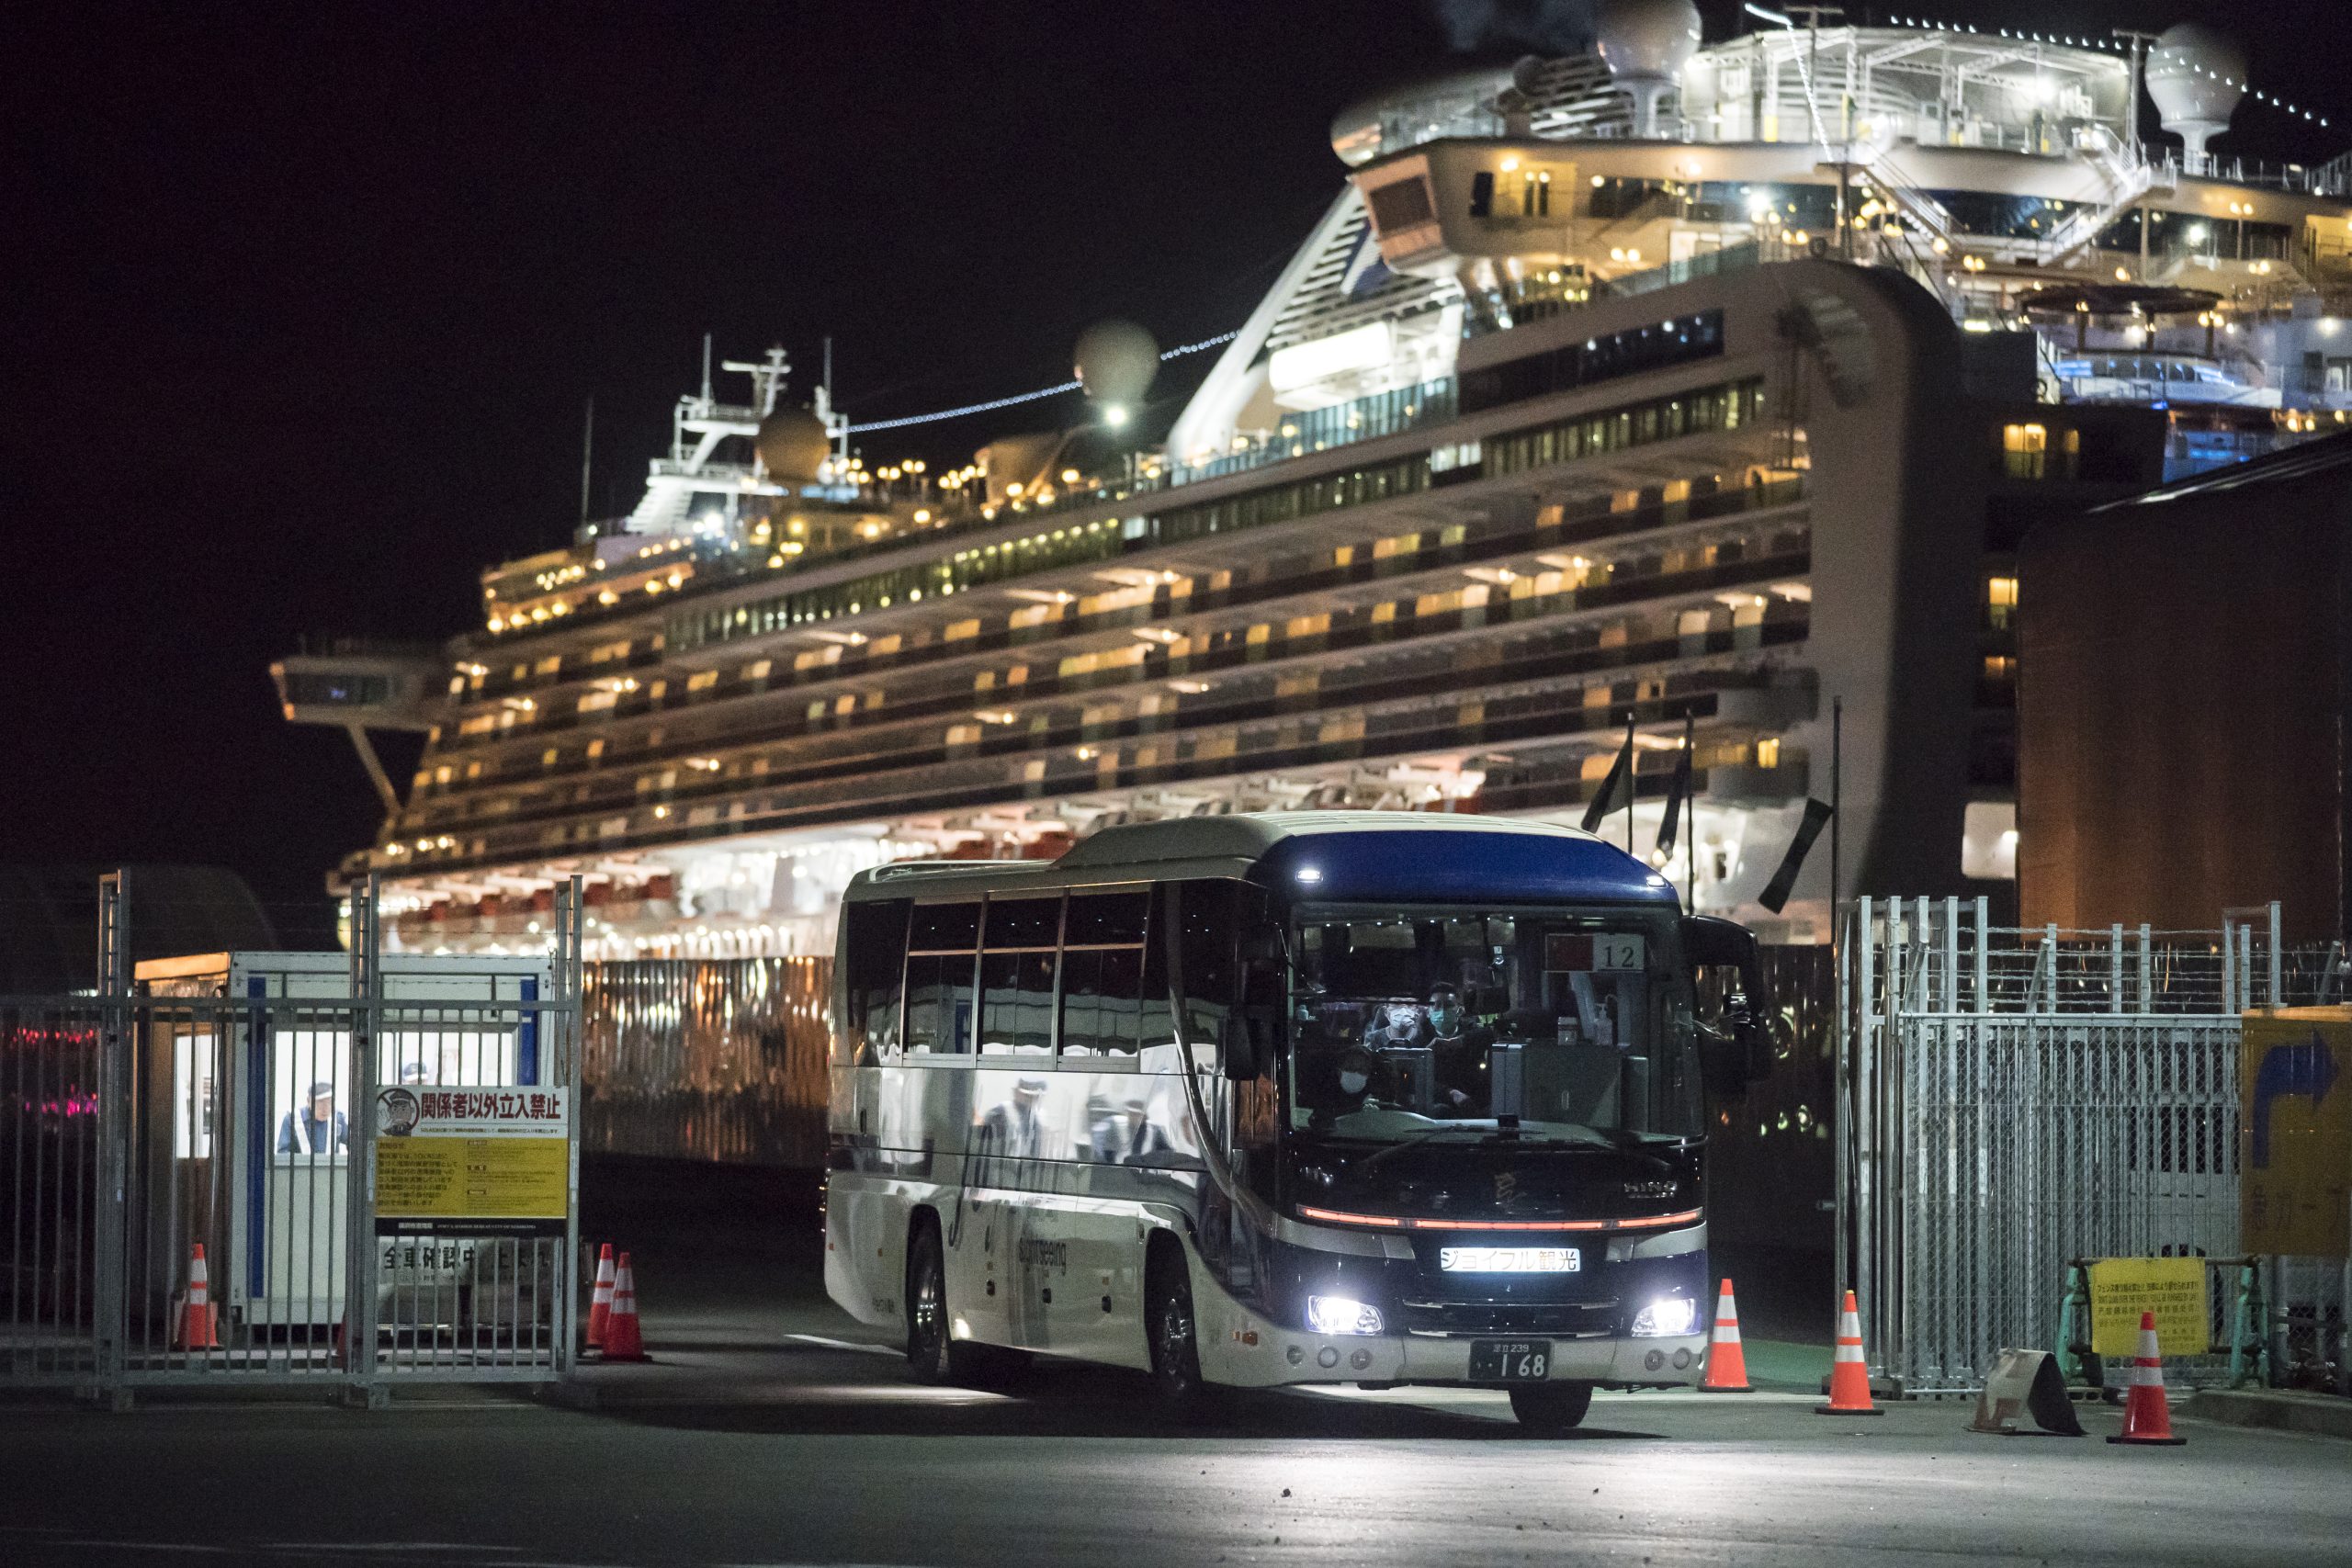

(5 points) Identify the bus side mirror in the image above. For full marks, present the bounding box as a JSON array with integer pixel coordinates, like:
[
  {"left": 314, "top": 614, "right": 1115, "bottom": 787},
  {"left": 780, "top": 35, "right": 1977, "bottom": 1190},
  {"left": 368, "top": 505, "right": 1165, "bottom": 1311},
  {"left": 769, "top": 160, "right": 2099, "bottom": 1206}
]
[
  {"left": 1217, "top": 1011, "right": 1274, "bottom": 1081},
  {"left": 1684, "top": 915, "right": 1771, "bottom": 1096}
]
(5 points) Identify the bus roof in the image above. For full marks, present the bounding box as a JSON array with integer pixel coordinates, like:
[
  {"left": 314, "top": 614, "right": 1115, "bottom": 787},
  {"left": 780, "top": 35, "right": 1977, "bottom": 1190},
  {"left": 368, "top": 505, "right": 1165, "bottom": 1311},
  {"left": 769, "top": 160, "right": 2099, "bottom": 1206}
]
[{"left": 851, "top": 813, "right": 1678, "bottom": 908}]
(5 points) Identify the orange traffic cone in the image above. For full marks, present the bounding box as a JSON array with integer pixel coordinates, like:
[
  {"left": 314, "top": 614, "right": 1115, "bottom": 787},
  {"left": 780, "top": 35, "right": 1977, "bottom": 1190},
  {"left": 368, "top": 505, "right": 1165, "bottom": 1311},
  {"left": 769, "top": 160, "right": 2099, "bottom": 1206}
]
[
  {"left": 601, "top": 1251, "right": 647, "bottom": 1362},
  {"left": 1816, "top": 1289, "right": 1882, "bottom": 1416},
  {"left": 1698, "top": 1279, "right": 1752, "bottom": 1393},
  {"left": 2107, "top": 1310, "right": 2186, "bottom": 1446},
  {"left": 171, "top": 1243, "right": 221, "bottom": 1351},
  {"left": 586, "top": 1242, "right": 615, "bottom": 1349}
]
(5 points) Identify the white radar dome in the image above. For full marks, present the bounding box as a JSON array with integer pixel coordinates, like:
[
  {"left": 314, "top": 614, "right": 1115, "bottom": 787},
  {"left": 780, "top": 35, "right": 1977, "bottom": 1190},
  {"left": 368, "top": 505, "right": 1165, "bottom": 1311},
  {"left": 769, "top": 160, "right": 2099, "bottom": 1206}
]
[
  {"left": 1073, "top": 319, "right": 1159, "bottom": 413},
  {"left": 1595, "top": 0, "right": 1701, "bottom": 137},
  {"left": 1594, "top": 0, "right": 1701, "bottom": 85},
  {"left": 2145, "top": 23, "right": 2245, "bottom": 157},
  {"left": 754, "top": 406, "right": 831, "bottom": 482}
]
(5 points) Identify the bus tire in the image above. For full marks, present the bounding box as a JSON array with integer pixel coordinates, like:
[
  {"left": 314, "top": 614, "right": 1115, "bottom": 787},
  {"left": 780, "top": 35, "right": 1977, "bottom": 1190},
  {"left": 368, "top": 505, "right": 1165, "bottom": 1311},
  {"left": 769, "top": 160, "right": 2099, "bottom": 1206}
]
[
  {"left": 906, "top": 1220, "right": 1021, "bottom": 1386},
  {"left": 1509, "top": 1382, "right": 1594, "bottom": 1433},
  {"left": 1146, "top": 1241, "right": 1214, "bottom": 1419},
  {"left": 904, "top": 1221, "right": 957, "bottom": 1383}
]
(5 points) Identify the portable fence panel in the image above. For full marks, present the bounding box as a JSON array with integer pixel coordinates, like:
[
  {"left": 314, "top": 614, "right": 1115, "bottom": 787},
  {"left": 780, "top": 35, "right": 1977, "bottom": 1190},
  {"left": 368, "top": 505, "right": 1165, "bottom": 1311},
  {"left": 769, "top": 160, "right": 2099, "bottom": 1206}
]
[
  {"left": 0, "top": 1002, "right": 104, "bottom": 1386},
  {"left": 1839, "top": 898, "right": 2313, "bottom": 1394},
  {"left": 1, "top": 886, "right": 586, "bottom": 1399},
  {"left": 1889, "top": 1014, "right": 2240, "bottom": 1393}
]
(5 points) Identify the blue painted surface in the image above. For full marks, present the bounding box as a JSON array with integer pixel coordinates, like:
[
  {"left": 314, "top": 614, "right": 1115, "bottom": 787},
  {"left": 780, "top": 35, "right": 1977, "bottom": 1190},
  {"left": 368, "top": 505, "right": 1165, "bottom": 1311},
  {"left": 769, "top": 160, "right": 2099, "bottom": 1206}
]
[
  {"left": 519, "top": 976, "right": 539, "bottom": 1085},
  {"left": 1249, "top": 829, "right": 1678, "bottom": 908},
  {"left": 245, "top": 976, "right": 266, "bottom": 1297}
]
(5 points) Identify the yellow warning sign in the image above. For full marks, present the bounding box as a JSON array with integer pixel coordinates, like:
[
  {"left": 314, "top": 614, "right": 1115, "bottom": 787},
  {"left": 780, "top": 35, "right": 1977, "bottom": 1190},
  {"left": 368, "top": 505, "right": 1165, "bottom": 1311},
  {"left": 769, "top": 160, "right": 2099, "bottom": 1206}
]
[
  {"left": 376, "top": 1136, "right": 569, "bottom": 1224},
  {"left": 2087, "top": 1258, "right": 2209, "bottom": 1359},
  {"left": 2241, "top": 1010, "right": 2352, "bottom": 1259}
]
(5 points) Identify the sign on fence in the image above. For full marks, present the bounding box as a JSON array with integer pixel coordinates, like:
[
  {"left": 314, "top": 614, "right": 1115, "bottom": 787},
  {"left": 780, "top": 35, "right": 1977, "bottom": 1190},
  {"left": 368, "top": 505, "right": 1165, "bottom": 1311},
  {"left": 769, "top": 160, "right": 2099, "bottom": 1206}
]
[
  {"left": 2240, "top": 1010, "right": 2351, "bottom": 1258},
  {"left": 375, "top": 1087, "right": 570, "bottom": 1232},
  {"left": 2088, "top": 1257, "right": 2210, "bottom": 1358}
]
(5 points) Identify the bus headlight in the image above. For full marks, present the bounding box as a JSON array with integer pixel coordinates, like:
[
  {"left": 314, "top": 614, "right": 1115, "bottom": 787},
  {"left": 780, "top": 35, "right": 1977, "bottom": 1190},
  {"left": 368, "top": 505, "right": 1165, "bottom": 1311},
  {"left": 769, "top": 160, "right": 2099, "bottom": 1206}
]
[
  {"left": 1306, "top": 1295, "right": 1384, "bottom": 1336},
  {"left": 1631, "top": 1297, "right": 1697, "bottom": 1337}
]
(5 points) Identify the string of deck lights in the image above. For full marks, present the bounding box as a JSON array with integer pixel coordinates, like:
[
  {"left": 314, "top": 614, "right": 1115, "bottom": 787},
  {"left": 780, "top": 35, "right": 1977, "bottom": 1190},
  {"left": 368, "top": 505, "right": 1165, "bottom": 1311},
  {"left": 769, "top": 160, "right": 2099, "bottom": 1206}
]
[
  {"left": 1885, "top": 16, "right": 2332, "bottom": 128},
  {"left": 845, "top": 330, "right": 1239, "bottom": 434}
]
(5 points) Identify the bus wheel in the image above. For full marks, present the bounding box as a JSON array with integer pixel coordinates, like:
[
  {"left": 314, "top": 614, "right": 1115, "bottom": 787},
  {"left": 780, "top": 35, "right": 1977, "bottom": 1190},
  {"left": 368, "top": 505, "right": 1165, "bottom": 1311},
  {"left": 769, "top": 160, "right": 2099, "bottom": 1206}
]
[
  {"left": 905, "top": 1224, "right": 953, "bottom": 1382},
  {"left": 1509, "top": 1382, "right": 1594, "bottom": 1433},
  {"left": 1146, "top": 1247, "right": 1211, "bottom": 1417}
]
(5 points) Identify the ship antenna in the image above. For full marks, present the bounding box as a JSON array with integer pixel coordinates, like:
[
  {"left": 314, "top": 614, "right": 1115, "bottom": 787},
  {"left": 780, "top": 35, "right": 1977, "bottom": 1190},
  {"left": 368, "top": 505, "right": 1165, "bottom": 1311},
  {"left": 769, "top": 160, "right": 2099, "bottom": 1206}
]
[
  {"left": 700, "top": 332, "right": 714, "bottom": 403},
  {"left": 578, "top": 395, "right": 595, "bottom": 530}
]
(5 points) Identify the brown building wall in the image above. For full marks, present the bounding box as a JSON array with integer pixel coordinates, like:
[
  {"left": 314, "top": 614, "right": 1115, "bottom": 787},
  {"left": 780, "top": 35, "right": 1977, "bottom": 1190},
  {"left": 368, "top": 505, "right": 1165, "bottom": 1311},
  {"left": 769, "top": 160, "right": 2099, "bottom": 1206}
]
[{"left": 2018, "top": 459, "right": 2350, "bottom": 942}]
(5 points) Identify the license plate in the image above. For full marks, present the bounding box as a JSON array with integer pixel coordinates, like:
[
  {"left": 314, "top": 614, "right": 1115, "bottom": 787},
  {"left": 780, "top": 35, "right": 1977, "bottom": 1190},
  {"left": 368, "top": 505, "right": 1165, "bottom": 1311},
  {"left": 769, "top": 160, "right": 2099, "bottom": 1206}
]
[
  {"left": 1469, "top": 1339, "right": 1552, "bottom": 1382},
  {"left": 1441, "top": 1246, "right": 1579, "bottom": 1273}
]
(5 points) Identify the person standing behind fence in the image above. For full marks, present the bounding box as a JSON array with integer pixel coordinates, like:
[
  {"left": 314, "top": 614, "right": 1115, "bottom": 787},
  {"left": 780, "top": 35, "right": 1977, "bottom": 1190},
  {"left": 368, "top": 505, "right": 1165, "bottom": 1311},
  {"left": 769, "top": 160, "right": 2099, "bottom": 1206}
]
[{"left": 277, "top": 1081, "right": 347, "bottom": 1155}]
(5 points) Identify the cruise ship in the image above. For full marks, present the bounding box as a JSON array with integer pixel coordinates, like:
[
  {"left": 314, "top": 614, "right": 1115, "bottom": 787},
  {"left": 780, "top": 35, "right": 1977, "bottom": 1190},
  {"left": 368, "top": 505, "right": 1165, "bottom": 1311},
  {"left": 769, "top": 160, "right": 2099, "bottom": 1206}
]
[{"left": 277, "top": 5, "right": 2352, "bottom": 961}]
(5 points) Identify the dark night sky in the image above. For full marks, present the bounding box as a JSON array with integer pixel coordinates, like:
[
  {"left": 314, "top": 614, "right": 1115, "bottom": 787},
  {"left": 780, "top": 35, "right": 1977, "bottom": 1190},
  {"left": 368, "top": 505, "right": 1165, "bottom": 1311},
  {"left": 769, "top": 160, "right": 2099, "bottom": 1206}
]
[{"left": 8, "top": 0, "right": 2347, "bottom": 931}]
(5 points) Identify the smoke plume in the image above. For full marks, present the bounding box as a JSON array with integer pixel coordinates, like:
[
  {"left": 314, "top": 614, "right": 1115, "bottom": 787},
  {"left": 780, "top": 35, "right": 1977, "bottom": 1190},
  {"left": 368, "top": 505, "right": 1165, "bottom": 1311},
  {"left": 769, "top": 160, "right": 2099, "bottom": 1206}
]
[{"left": 1429, "top": 0, "right": 1599, "bottom": 54}]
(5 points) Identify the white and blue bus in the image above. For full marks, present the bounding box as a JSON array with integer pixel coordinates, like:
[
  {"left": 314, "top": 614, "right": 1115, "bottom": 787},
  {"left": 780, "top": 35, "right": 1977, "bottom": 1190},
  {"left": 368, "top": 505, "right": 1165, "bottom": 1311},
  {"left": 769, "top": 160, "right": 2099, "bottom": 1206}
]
[{"left": 823, "top": 812, "right": 1769, "bottom": 1429}]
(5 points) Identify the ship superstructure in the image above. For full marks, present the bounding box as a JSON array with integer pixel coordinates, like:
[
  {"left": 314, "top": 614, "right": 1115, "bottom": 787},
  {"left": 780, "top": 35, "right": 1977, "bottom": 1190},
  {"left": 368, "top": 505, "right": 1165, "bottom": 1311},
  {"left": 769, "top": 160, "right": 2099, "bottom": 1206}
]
[{"left": 280, "top": 6, "right": 2350, "bottom": 959}]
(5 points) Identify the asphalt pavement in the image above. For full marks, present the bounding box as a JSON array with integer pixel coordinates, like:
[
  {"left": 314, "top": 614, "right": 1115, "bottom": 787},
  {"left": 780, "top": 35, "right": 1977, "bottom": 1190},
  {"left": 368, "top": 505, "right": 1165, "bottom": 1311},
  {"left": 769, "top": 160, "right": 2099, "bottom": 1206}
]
[{"left": 0, "top": 1158, "right": 2344, "bottom": 1567}]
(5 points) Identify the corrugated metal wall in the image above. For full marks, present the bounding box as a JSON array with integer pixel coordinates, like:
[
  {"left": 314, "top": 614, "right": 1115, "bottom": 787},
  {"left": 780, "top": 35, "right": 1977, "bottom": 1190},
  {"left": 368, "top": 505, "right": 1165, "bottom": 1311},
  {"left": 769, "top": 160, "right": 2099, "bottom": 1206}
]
[{"left": 581, "top": 958, "right": 831, "bottom": 1166}]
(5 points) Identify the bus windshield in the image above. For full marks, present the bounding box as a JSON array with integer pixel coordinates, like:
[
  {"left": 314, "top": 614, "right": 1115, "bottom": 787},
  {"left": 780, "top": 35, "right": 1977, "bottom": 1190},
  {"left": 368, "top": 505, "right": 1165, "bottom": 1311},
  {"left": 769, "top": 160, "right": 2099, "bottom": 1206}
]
[{"left": 1284, "top": 907, "right": 1702, "bottom": 1145}]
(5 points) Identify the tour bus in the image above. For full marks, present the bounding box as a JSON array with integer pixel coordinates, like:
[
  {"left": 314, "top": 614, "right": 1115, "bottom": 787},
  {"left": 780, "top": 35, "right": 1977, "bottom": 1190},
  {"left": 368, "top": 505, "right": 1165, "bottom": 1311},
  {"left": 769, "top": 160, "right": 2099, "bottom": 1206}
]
[{"left": 822, "top": 812, "right": 1770, "bottom": 1429}]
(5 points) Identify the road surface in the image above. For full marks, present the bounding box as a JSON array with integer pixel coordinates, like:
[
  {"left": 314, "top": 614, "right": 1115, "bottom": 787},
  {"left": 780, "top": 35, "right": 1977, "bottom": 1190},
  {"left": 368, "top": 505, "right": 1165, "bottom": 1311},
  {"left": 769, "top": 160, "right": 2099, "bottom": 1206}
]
[{"left": 0, "top": 1163, "right": 2341, "bottom": 1565}]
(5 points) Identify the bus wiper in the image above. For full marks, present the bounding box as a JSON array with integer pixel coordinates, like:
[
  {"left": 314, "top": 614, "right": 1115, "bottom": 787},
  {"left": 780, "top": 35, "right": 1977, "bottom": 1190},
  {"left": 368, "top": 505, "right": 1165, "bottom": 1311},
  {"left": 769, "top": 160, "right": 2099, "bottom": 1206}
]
[
  {"left": 1353, "top": 1121, "right": 1610, "bottom": 1174},
  {"left": 1351, "top": 1124, "right": 1497, "bottom": 1174}
]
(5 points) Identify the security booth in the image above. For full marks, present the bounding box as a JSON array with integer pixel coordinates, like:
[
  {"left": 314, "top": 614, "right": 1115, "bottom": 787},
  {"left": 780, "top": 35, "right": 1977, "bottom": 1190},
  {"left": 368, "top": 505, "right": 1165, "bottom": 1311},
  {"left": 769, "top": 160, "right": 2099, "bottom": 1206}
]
[{"left": 130, "top": 951, "right": 562, "bottom": 1359}]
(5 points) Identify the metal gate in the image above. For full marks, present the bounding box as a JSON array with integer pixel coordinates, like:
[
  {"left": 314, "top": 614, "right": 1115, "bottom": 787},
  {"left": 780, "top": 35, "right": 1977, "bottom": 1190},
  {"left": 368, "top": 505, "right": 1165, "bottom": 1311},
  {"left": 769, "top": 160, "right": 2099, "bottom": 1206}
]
[
  {"left": 1839, "top": 896, "right": 2343, "bottom": 1394},
  {"left": 1, "top": 874, "right": 584, "bottom": 1404}
]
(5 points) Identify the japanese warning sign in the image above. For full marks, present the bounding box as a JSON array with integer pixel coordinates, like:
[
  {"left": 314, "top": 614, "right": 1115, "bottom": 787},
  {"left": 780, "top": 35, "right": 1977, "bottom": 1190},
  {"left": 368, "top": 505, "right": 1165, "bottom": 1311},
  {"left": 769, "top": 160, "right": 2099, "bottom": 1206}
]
[{"left": 374, "top": 1087, "right": 569, "bottom": 1234}]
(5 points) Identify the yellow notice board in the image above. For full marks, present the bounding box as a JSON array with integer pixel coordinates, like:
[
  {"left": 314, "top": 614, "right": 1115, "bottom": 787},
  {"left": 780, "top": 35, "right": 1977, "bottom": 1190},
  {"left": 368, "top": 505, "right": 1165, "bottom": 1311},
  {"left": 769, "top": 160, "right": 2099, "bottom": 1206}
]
[
  {"left": 377, "top": 1136, "right": 569, "bottom": 1224},
  {"left": 2087, "top": 1258, "right": 2209, "bottom": 1359},
  {"left": 2241, "top": 1010, "right": 2352, "bottom": 1258}
]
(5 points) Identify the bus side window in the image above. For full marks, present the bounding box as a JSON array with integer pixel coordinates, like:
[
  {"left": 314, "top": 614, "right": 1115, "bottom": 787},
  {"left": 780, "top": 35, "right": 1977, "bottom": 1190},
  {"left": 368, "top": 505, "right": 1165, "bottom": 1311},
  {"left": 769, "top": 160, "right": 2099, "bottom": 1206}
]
[
  {"left": 905, "top": 901, "right": 980, "bottom": 1055},
  {"left": 1172, "top": 880, "right": 1241, "bottom": 1047},
  {"left": 980, "top": 895, "right": 1060, "bottom": 1055},
  {"left": 1061, "top": 890, "right": 1148, "bottom": 1058},
  {"left": 1138, "top": 895, "right": 1176, "bottom": 1053},
  {"left": 842, "top": 898, "right": 910, "bottom": 1065}
]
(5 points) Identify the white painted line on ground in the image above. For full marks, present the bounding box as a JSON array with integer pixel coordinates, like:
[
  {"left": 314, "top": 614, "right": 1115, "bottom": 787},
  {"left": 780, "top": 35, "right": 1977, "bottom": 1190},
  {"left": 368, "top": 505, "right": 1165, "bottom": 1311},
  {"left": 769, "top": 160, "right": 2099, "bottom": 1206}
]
[{"left": 786, "top": 1332, "right": 902, "bottom": 1359}]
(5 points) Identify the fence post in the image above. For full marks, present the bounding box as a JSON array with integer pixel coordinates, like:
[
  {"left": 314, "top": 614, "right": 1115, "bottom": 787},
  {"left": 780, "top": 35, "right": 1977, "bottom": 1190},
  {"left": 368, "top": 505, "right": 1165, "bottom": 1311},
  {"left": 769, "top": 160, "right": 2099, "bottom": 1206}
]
[
  {"left": 1943, "top": 896, "right": 1960, "bottom": 1012},
  {"left": 1855, "top": 897, "right": 1875, "bottom": 1337},
  {"left": 2109, "top": 924, "right": 2123, "bottom": 1013},
  {"left": 91, "top": 873, "right": 132, "bottom": 1409},
  {"left": 2137, "top": 923, "right": 2152, "bottom": 1014},
  {"left": 344, "top": 874, "right": 387, "bottom": 1409},
  {"left": 2267, "top": 902, "right": 2282, "bottom": 1009},
  {"left": 2222, "top": 918, "right": 2236, "bottom": 1014},
  {"left": 1973, "top": 896, "right": 1989, "bottom": 1016},
  {"left": 558, "top": 875, "right": 585, "bottom": 1383}
]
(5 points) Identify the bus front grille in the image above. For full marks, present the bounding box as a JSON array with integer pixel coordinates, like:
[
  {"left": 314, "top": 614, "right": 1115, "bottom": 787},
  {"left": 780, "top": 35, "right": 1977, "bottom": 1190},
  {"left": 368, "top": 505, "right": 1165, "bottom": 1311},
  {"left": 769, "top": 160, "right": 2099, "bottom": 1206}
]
[{"left": 1396, "top": 1296, "right": 1622, "bottom": 1338}]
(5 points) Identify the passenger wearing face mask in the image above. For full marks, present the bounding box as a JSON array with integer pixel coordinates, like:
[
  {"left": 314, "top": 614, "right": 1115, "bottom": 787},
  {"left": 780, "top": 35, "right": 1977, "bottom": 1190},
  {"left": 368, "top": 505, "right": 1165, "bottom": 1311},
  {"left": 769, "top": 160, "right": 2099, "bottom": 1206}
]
[
  {"left": 1425, "top": 984, "right": 1495, "bottom": 1113},
  {"left": 1304, "top": 1045, "right": 1385, "bottom": 1128}
]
